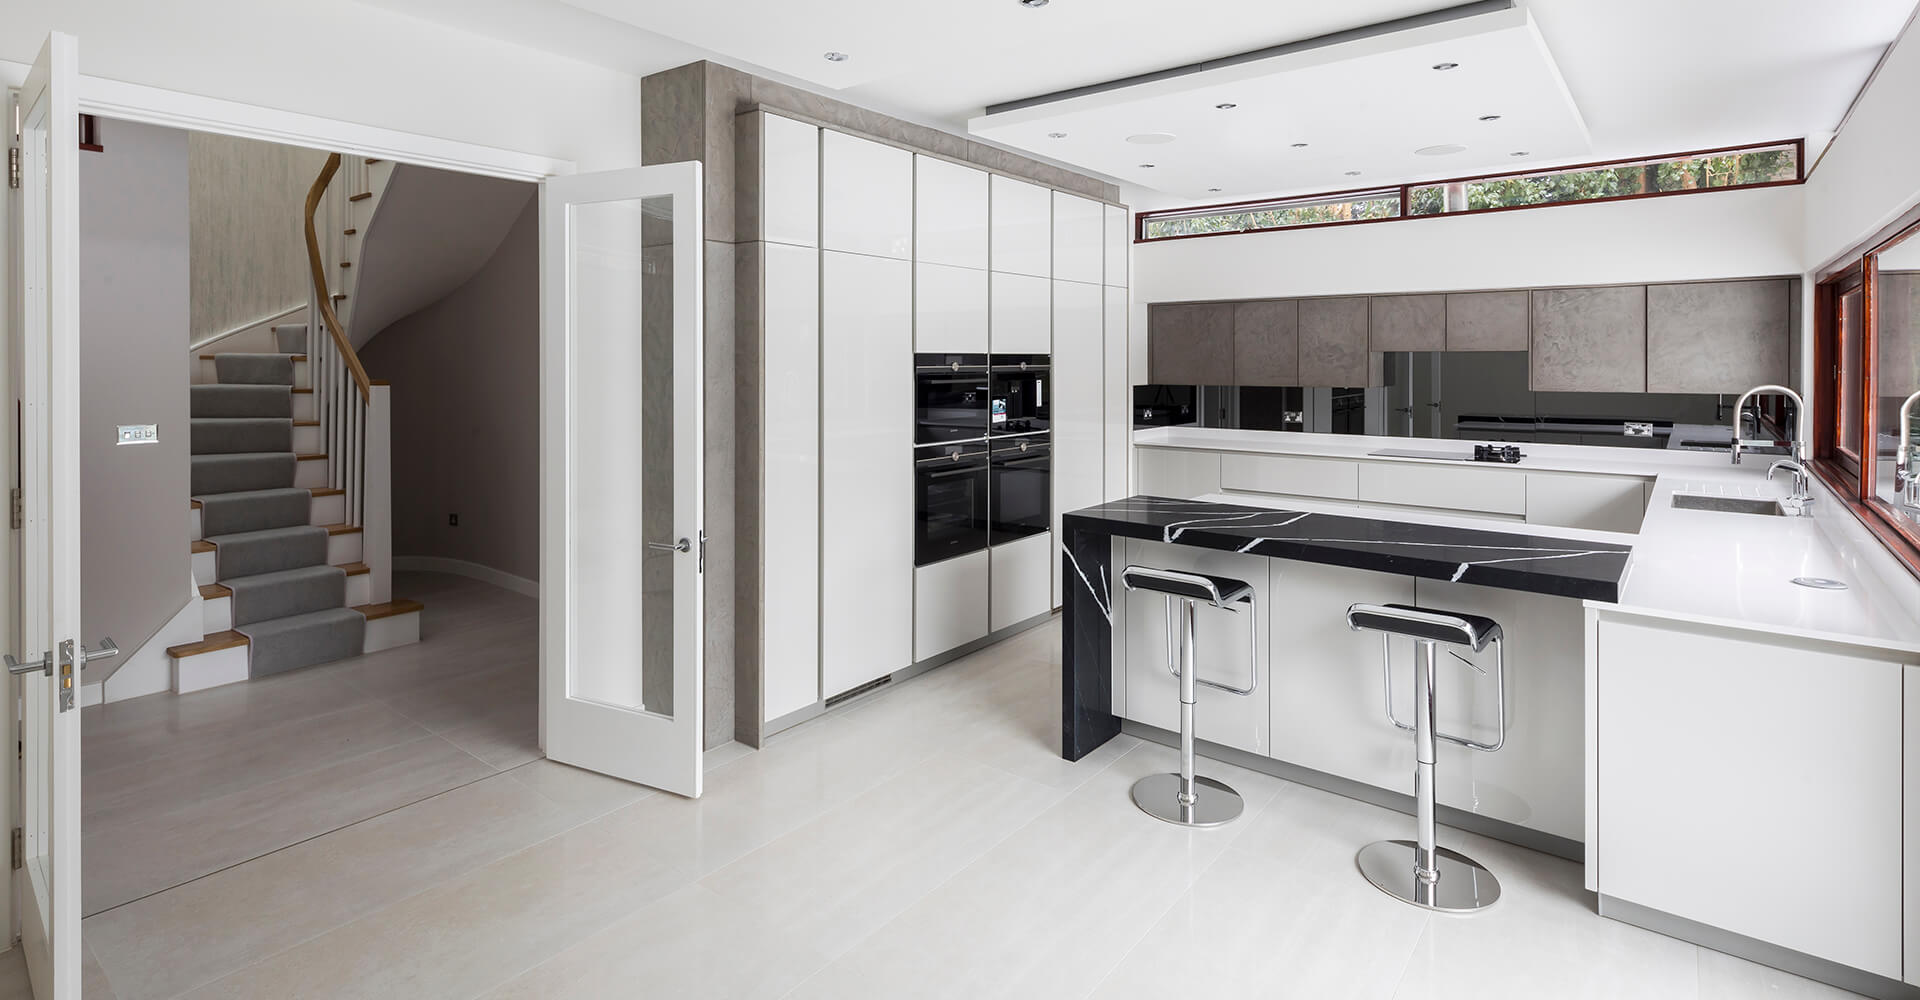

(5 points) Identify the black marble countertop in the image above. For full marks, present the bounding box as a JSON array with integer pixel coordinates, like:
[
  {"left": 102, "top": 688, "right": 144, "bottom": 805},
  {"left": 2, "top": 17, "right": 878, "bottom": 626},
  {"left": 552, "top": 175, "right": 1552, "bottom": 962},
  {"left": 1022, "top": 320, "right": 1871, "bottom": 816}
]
[{"left": 1063, "top": 496, "right": 1632, "bottom": 603}]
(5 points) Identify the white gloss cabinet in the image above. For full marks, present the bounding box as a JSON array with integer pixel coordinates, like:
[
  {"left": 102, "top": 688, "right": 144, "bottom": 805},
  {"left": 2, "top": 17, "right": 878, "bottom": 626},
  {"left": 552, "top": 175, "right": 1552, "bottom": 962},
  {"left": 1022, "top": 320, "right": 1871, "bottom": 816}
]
[
  {"left": 1103, "top": 285, "right": 1129, "bottom": 500},
  {"left": 1104, "top": 204, "right": 1128, "bottom": 287},
  {"left": 989, "top": 531, "right": 1052, "bottom": 631},
  {"left": 914, "top": 156, "right": 988, "bottom": 270},
  {"left": 821, "top": 130, "right": 912, "bottom": 259},
  {"left": 758, "top": 242, "right": 822, "bottom": 722},
  {"left": 1052, "top": 192, "right": 1105, "bottom": 285},
  {"left": 990, "top": 175, "right": 1051, "bottom": 278},
  {"left": 754, "top": 113, "right": 819, "bottom": 248},
  {"left": 914, "top": 263, "right": 988, "bottom": 353},
  {"left": 1121, "top": 540, "right": 1270, "bottom": 756},
  {"left": 1052, "top": 280, "right": 1104, "bottom": 607},
  {"left": 1594, "top": 619, "right": 1904, "bottom": 979},
  {"left": 821, "top": 251, "right": 914, "bottom": 698},
  {"left": 914, "top": 550, "right": 990, "bottom": 661},
  {"left": 990, "top": 272, "right": 1050, "bottom": 353}
]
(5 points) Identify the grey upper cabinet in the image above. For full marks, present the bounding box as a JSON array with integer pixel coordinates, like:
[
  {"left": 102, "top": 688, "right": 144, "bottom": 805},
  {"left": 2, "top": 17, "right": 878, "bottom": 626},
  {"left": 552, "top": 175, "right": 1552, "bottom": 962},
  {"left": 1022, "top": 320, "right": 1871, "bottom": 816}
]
[
  {"left": 1369, "top": 294, "right": 1445, "bottom": 352},
  {"left": 1232, "top": 300, "right": 1299, "bottom": 385},
  {"left": 1531, "top": 286, "right": 1647, "bottom": 392},
  {"left": 1299, "top": 297, "right": 1373, "bottom": 386},
  {"left": 1446, "top": 291, "right": 1530, "bottom": 351},
  {"left": 1149, "top": 303, "right": 1234, "bottom": 385},
  {"left": 1645, "top": 279, "right": 1791, "bottom": 394}
]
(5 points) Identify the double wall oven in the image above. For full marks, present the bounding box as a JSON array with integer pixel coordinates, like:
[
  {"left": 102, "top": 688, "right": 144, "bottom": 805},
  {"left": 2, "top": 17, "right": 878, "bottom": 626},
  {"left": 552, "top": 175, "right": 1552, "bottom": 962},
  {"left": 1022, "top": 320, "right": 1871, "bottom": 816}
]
[{"left": 913, "top": 353, "right": 1051, "bottom": 567}]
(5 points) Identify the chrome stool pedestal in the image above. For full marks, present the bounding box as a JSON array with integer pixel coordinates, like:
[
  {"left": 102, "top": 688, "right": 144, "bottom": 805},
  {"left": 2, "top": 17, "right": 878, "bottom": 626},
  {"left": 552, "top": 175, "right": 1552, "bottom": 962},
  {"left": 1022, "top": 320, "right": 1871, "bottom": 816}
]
[
  {"left": 1121, "top": 566, "right": 1258, "bottom": 828},
  {"left": 1346, "top": 603, "right": 1507, "bottom": 912}
]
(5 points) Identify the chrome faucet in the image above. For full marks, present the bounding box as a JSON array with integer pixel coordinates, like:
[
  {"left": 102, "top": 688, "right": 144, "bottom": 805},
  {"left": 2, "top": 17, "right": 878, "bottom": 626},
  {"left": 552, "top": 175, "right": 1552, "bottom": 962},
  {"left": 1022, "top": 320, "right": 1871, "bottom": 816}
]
[
  {"left": 1897, "top": 390, "right": 1920, "bottom": 509},
  {"left": 1729, "top": 384, "right": 1809, "bottom": 466},
  {"left": 1767, "top": 460, "right": 1814, "bottom": 515}
]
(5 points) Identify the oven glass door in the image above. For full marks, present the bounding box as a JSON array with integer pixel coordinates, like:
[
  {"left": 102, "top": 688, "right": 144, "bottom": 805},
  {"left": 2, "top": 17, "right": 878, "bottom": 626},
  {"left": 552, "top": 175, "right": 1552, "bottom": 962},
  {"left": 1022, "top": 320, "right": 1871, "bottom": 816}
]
[
  {"left": 916, "top": 354, "right": 990, "bottom": 446},
  {"left": 989, "top": 438, "right": 1051, "bottom": 545},
  {"left": 990, "top": 355, "right": 1050, "bottom": 437},
  {"left": 915, "top": 444, "right": 991, "bottom": 566}
]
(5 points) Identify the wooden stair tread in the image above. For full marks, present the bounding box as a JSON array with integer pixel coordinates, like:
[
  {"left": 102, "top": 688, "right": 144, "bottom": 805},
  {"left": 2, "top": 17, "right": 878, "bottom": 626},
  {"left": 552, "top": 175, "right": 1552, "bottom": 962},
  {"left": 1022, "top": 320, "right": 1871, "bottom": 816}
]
[
  {"left": 191, "top": 540, "right": 215, "bottom": 554},
  {"left": 192, "top": 484, "right": 329, "bottom": 510},
  {"left": 343, "top": 228, "right": 358, "bottom": 236},
  {"left": 365, "top": 158, "right": 382, "bottom": 164},
  {"left": 297, "top": 453, "right": 327, "bottom": 461},
  {"left": 197, "top": 354, "right": 306, "bottom": 361},
  {"left": 348, "top": 192, "right": 372, "bottom": 202},
  {"left": 168, "top": 631, "right": 247, "bottom": 657},
  {"left": 338, "top": 261, "right": 352, "bottom": 268},
  {"left": 294, "top": 420, "right": 319, "bottom": 427},
  {"left": 324, "top": 524, "right": 363, "bottom": 536},
  {"left": 199, "top": 583, "right": 232, "bottom": 600},
  {"left": 293, "top": 388, "right": 314, "bottom": 394},
  {"left": 354, "top": 600, "right": 423, "bottom": 621},
  {"left": 310, "top": 487, "right": 344, "bottom": 497},
  {"left": 339, "top": 562, "right": 371, "bottom": 577},
  {"left": 189, "top": 499, "right": 201, "bottom": 510},
  {"left": 331, "top": 293, "right": 348, "bottom": 301}
]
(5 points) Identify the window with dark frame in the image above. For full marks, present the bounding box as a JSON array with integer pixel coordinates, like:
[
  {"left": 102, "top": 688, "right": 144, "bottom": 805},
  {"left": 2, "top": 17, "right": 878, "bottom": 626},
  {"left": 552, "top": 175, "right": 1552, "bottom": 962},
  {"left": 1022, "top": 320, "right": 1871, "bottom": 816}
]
[{"left": 1136, "top": 139, "right": 1804, "bottom": 243}]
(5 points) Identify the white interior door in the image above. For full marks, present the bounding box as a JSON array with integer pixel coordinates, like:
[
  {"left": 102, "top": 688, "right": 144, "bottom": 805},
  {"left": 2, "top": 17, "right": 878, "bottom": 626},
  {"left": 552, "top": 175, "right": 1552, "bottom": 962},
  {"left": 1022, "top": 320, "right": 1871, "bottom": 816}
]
[
  {"left": 11, "top": 31, "right": 84, "bottom": 1000},
  {"left": 539, "top": 162, "right": 704, "bottom": 797}
]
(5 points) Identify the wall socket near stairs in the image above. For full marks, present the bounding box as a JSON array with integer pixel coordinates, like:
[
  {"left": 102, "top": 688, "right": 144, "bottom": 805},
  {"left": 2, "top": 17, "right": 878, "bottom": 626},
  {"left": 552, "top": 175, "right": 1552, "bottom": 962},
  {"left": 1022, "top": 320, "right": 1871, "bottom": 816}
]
[
  {"left": 115, "top": 424, "right": 158, "bottom": 446},
  {"left": 448, "top": 513, "right": 459, "bottom": 527}
]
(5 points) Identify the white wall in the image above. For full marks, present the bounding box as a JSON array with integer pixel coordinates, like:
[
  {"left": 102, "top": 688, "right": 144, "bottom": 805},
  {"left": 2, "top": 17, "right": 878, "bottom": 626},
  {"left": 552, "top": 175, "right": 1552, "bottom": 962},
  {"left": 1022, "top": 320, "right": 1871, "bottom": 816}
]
[
  {"left": 189, "top": 132, "right": 331, "bottom": 341},
  {"left": 1, "top": 0, "right": 643, "bottom": 170},
  {"left": 1804, "top": 16, "right": 1920, "bottom": 268}
]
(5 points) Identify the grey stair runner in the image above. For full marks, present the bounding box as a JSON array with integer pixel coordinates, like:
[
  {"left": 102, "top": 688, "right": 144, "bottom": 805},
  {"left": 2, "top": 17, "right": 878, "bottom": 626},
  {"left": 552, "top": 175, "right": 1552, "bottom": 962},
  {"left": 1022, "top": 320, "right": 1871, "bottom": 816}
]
[
  {"left": 192, "top": 340, "right": 366, "bottom": 678},
  {"left": 191, "top": 417, "right": 292, "bottom": 455}
]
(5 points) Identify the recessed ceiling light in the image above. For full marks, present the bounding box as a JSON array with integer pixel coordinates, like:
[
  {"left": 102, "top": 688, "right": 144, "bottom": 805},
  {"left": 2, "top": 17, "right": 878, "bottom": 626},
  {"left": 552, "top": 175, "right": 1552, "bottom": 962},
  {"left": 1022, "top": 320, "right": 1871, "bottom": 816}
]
[
  {"left": 1510, "top": 151, "right": 1530, "bottom": 157},
  {"left": 1019, "top": 0, "right": 1049, "bottom": 7},
  {"left": 1291, "top": 143, "right": 1309, "bottom": 149},
  {"left": 1416, "top": 143, "right": 1468, "bottom": 156},
  {"left": 1432, "top": 62, "right": 1459, "bottom": 71},
  {"left": 1478, "top": 114, "right": 1503, "bottom": 122},
  {"left": 1047, "top": 132, "right": 1068, "bottom": 139},
  {"left": 1139, "top": 164, "right": 1156, "bottom": 169},
  {"left": 1208, "top": 187, "right": 1222, "bottom": 192},
  {"left": 1214, "top": 103, "right": 1237, "bottom": 110},
  {"left": 1126, "top": 132, "right": 1177, "bottom": 145},
  {"left": 1344, "top": 170, "right": 1362, "bottom": 176},
  {"left": 823, "top": 51, "right": 849, "bottom": 62}
]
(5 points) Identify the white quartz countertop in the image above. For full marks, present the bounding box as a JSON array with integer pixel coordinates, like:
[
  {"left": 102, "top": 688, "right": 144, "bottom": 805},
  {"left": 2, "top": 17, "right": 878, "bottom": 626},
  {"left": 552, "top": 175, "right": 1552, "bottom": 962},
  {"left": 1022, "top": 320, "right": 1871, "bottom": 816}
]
[{"left": 1137, "top": 427, "right": 1920, "bottom": 655}]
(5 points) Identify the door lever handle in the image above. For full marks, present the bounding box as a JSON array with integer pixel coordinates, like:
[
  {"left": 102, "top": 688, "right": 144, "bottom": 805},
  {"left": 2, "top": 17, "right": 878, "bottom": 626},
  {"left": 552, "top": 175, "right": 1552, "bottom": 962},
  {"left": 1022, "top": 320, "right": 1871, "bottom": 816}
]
[
  {"left": 81, "top": 638, "right": 119, "bottom": 665},
  {"left": 647, "top": 538, "right": 691, "bottom": 554},
  {"left": 6, "top": 651, "right": 51, "bottom": 677}
]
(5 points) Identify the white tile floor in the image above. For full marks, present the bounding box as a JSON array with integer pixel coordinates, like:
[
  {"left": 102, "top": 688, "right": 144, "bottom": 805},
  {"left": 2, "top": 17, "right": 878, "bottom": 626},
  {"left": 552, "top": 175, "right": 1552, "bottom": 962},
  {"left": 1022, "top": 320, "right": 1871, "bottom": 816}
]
[{"left": 76, "top": 609, "right": 1864, "bottom": 1000}]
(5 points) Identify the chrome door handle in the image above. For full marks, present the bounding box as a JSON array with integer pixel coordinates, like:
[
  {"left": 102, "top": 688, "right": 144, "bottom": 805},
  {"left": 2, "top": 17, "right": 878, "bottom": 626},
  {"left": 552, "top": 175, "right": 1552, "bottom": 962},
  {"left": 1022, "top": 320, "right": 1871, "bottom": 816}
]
[
  {"left": 647, "top": 538, "right": 691, "bottom": 554},
  {"left": 6, "top": 651, "right": 51, "bottom": 677},
  {"left": 81, "top": 638, "right": 119, "bottom": 665}
]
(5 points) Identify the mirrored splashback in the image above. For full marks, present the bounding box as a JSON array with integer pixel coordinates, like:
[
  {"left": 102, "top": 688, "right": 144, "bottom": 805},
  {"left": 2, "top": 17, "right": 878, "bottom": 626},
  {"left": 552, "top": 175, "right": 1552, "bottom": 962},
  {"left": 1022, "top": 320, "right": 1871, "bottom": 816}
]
[{"left": 1138, "top": 351, "right": 1782, "bottom": 453}]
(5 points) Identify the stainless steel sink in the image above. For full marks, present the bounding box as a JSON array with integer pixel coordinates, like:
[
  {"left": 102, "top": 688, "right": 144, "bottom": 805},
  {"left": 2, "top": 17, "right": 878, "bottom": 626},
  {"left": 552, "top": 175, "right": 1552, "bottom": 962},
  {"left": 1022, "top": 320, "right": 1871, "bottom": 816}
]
[{"left": 1670, "top": 494, "right": 1789, "bottom": 516}]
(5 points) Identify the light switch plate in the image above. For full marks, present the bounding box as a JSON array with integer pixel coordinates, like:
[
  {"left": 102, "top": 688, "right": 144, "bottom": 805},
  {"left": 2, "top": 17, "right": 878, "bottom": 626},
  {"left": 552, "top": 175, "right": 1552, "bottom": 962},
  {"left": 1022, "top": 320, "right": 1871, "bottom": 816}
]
[{"left": 116, "top": 424, "right": 158, "bottom": 446}]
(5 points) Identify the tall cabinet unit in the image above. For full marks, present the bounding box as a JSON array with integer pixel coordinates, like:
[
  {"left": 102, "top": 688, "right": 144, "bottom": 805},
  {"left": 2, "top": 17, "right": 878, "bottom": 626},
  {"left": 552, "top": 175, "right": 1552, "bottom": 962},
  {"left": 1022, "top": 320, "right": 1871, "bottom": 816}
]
[
  {"left": 1052, "top": 192, "right": 1106, "bottom": 607},
  {"left": 1103, "top": 205, "right": 1130, "bottom": 502},
  {"left": 988, "top": 174, "right": 1056, "bottom": 627},
  {"left": 742, "top": 111, "right": 823, "bottom": 727},
  {"left": 820, "top": 132, "right": 915, "bottom": 699}
]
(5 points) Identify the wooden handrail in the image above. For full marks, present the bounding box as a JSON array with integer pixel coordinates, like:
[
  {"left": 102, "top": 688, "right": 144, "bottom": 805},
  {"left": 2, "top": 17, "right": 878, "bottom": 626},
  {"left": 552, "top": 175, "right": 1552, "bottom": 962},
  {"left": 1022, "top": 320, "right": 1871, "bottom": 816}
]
[{"left": 304, "top": 152, "right": 373, "bottom": 402}]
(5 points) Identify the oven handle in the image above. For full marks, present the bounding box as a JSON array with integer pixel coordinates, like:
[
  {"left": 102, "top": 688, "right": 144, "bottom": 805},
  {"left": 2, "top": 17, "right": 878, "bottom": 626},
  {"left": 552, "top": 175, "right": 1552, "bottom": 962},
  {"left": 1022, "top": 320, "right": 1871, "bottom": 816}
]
[
  {"left": 993, "top": 457, "right": 1052, "bottom": 470},
  {"left": 921, "top": 464, "right": 989, "bottom": 480}
]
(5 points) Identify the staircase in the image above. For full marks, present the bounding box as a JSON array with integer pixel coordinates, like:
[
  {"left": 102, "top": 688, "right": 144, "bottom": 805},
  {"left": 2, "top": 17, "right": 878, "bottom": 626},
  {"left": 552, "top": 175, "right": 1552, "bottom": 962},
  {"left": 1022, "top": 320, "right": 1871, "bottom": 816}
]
[{"left": 166, "top": 151, "right": 420, "bottom": 693}]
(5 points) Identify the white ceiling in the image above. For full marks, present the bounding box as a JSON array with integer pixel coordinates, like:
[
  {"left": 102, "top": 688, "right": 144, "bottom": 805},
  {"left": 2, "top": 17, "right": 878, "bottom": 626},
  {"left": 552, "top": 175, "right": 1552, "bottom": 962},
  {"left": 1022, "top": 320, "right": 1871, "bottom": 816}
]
[{"left": 361, "top": 0, "right": 1916, "bottom": 205}]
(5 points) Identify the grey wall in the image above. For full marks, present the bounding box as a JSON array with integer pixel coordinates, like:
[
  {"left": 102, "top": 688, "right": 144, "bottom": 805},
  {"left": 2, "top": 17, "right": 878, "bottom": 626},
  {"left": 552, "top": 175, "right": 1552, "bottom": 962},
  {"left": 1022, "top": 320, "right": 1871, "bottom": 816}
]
[
  {"left": 81, "top": 118, "right": 192, "bottom": 683},
  {"left": 351, "top": 166, "right": 534, "bottom": 347},
  {"left": 188, "top": 132, "right": 329, "bottom": 341},
  {"left": 360, "top": 200, "right": 540, "bottom": 583}
]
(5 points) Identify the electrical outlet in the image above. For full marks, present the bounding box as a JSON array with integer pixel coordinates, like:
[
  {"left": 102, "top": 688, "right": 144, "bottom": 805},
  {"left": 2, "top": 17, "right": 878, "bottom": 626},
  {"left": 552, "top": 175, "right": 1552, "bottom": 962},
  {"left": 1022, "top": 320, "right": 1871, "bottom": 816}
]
[
  {"left": 115, "top": 424, "right": 158, "bottom": 446},
  {"left": 448, "top": 514, "right": 459, "bottom": 527}
]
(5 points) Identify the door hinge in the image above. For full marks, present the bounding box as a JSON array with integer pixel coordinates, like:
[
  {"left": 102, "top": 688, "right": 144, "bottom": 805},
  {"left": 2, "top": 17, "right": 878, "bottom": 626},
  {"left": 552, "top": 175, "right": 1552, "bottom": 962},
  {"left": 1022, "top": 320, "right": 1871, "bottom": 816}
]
[
  {"left": 7, "top": 147, "right": 18, "bottom": 191},
  {"left": 10, "top": 829, "right": 20, "bottom": 871},
  {"left": 9, "top": 488, "right": 19, "bottom": 530}
]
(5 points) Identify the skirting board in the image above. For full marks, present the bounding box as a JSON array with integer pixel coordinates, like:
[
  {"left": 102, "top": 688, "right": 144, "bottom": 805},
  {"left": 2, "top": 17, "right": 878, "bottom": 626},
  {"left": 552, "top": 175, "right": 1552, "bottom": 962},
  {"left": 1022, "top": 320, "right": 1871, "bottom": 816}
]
[
  {"left": 1598, "top": 895, "right": 1919, "bottom": 1000},
  {"left": 82, "top": 585, "right": 203, "bottom": 707},
  {"left": 393, "top": 556, "right": 537, "bottom": 598},
  {"left": 1121, "top": 719, "right": 1585, "bottom": 863}
]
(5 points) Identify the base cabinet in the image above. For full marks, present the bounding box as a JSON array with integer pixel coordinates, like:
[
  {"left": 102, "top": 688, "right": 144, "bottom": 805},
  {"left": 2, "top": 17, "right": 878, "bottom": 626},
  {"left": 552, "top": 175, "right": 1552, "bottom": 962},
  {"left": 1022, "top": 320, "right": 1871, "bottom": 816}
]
[
  {"left": 914, "top": 551, "right": 990, "bottom": 661},
  {"left": 1594, "top": 618, "right": 1904, "bottom": 979},
  {"left": 989, "top": 532, "right": 1052, "bottom": 631},
  {"left": 1135, "top": 448, "right": 1221, "bottom": 498}
]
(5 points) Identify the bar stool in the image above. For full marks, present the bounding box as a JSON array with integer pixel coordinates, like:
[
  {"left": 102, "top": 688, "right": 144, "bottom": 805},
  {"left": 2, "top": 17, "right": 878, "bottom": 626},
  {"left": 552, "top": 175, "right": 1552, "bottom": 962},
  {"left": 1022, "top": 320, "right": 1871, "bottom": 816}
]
[
  {"left": 1121, "top": 565, "right": 1258, "bottom": 828},
  {"left": 1345, "top": 603, "right": 1507, "bottom": 912}
]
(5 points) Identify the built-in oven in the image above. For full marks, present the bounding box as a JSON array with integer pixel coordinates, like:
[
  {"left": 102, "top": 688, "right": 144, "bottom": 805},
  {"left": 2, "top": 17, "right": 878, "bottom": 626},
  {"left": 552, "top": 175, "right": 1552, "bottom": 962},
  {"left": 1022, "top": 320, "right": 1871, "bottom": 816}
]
[
  {"left": 913, "top": 440, "right": 991, "bottom": 566},
  {"left": 989, "top": 436, "right": 1051, "bottom": 545},
  {"left": 915, "top": 353, "right": 991, "bottom": 446},
  {"left": 990, "top": 354, "right": 1049, "bottom": 437}
]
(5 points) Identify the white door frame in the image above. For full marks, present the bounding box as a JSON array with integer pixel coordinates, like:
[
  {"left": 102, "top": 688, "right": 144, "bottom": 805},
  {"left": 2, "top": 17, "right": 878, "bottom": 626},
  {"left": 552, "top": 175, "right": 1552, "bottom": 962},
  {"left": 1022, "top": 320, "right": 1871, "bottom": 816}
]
[{"left": 2, "top": 62, "right": 598, "bottom": 961}]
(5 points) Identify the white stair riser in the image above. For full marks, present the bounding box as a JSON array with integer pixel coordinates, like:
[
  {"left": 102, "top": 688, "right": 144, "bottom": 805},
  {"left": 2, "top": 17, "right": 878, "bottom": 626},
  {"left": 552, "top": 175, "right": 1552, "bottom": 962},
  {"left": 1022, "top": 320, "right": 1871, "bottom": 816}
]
[
  {"left": 330, "top": 532, "right": 363, "bottom": 565},
  {"left": 347, "top": 572, "right": 371, "bottom": 606},
  {"left": 173, "top": 645, "right": 248, "bottom": 694},
  {"left": 203, "top": 595, "right": 232, "bottom": 633},
  {"left": 363, "top": 611, "right": 420, "bottom": 653},
  {"left": 294, "top": 457, "right": 327, "bottom": 489},
  {"left": 293, "top": 423, "right": 322, "bottom": 454},
  {"left": 294, "top": 394, "right": 316, "bottom": 421},
  {"left": 194, "top": 358, "right": 310, "bottom": 388},
  {"left": 193, "top": 548, "right": 214, "bottom": 581},
  {"left": 190, "top": 493, "right": 345, "bottom": 541}
]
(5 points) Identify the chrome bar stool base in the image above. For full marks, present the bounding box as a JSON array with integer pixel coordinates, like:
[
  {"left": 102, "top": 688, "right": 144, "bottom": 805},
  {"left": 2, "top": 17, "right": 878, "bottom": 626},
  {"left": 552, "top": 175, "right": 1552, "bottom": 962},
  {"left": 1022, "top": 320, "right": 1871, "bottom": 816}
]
[
  {"left": 1130, "top": 772, "right": 1244, "bottom": 828},
  {"left": 1356, "top": 839, "right": 1501, "bottom": 912}
]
